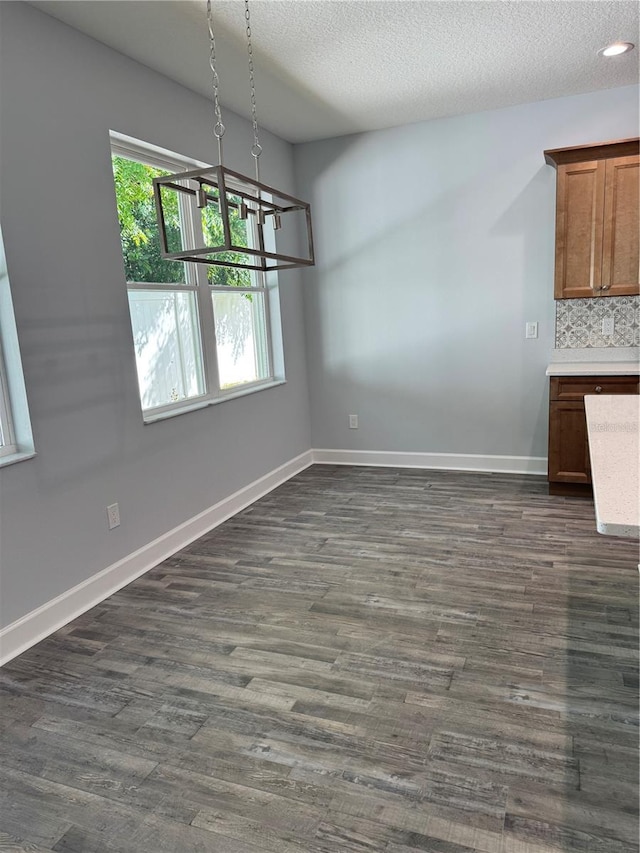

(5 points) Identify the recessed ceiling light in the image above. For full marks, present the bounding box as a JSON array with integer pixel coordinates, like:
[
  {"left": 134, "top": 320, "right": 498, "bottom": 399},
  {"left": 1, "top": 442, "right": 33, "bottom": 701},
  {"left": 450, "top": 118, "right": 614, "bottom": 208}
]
[{"left": 598, "top": 42, "right": 635, "bottom": 57}]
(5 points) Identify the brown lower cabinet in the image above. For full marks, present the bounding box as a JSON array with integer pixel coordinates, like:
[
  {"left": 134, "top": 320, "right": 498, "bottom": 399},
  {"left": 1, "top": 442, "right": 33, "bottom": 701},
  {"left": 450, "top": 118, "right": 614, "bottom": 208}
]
[{"left": 548, "top": 375, "right": 639, "bottom": 496}]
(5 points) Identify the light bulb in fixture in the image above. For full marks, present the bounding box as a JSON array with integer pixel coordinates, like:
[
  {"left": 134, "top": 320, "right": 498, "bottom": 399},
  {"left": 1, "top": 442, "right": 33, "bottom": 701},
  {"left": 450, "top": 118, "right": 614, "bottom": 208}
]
[{"left": 598, "top": 42, "right": 634, "bottom": 57}]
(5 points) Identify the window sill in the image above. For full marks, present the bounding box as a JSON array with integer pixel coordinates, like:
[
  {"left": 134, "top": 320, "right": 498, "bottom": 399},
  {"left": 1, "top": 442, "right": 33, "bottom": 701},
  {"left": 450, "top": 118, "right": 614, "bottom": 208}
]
[
  {"left": 0, "top": 448, "right": 37, "bottom": 469},
  {"left": 142, "top": 378, "right": 287, "bottom": 425}
]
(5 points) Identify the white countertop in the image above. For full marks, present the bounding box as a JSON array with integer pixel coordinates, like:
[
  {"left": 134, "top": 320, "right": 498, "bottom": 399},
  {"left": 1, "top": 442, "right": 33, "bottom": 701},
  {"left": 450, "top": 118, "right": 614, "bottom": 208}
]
[
  {"left": 585, "top": 395, "right": 639, "bottom": 538},
  {"left": 546, "top": 347, "right": 639, "bottom": 376},
  {"left": 546, "top": 362, "right": 639, "bottom": 376}
]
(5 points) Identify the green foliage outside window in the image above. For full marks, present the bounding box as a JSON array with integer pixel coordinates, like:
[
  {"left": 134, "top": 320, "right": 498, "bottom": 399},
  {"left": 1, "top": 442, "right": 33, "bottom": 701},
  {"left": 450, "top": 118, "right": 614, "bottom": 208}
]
[
  {"left": 112, "top": 155, "right": 255, "bottom": 287},
  {"left": 112, "top": 156, "right": 184, "bottom": 284}
]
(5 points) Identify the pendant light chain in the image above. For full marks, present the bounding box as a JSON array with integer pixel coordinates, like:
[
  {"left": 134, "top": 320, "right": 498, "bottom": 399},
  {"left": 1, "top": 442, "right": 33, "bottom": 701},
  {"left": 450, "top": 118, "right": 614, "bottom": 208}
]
[
  {"left": 206, "top": 0, "right": 225, "bottom": 165},
  {"left": 244, "top": 0, "right": 263, "bottom": 182},
  {"left": 152, "top": 0, "right": 315, "bottom": 272}
]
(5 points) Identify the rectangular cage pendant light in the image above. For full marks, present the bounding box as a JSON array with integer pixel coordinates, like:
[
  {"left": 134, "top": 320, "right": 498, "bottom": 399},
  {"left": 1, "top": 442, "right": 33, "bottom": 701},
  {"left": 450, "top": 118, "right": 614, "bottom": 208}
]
[{"left": 153, "top": 165, "right": 314, "bottom": 272}]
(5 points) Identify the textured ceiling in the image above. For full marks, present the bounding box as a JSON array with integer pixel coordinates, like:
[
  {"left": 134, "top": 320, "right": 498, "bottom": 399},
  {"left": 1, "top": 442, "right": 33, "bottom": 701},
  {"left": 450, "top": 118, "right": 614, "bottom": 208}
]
[{"left": 32, "top": 0, "right": 639, "bottom": 143}]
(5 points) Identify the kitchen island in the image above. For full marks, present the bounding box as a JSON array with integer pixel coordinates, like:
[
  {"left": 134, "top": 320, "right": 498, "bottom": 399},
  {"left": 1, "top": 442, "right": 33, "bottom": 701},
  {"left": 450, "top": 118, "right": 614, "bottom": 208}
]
[{"left": 585, "top": 394, "right": 639, "bottom": 538}]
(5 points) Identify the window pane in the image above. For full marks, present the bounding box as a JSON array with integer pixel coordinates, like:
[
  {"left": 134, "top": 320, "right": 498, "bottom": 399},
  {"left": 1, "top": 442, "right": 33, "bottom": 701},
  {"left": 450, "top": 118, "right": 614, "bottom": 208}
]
[
  {"left": 202, "top": 192, "right": 255, "bottom": 288},
  {"left": 128, "top": 290, "right": 204, "bottom": 410},
  {"left": 212, "top": 290, "right": 270, "bottom": 390},
  {"left": 112, "top": 155, "right": 186, "bottom": 284},
  {"left": 0, "top": 222, "right": 32, "bottom": 459}
]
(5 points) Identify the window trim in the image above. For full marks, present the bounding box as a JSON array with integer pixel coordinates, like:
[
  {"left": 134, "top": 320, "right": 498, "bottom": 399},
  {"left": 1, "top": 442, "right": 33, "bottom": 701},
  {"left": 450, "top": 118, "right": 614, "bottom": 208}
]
[
  {"left": 110, "top": 132, "right": 282, "bottom": 423},
  {"left": 0, "top": 222, "right": 35, "bottom": 468},
  {"left": 0, "top": 342, "right": 17, "bottom": 458}
]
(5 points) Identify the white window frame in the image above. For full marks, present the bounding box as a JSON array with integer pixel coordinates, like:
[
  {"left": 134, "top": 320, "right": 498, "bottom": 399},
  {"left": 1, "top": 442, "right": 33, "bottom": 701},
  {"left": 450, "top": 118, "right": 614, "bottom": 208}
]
[
  {"left": 0, "top": 340, "right": 17, "bottom": 459},
  {"left": 0, "top": 222, "right": 35, "bottom": 468},
  {"left": 110, "top": 134, "right": 281, "bottom": 423}
]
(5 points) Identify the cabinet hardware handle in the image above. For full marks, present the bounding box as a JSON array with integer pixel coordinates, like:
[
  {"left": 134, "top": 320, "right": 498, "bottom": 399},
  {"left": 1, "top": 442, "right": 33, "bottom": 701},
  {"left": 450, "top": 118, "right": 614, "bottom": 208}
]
[
  {"left": 595, "top": 386, "right": 603, "bottom": 393},
  {"left": 600, "top": 284, "right": 611, "bottom": 291}
]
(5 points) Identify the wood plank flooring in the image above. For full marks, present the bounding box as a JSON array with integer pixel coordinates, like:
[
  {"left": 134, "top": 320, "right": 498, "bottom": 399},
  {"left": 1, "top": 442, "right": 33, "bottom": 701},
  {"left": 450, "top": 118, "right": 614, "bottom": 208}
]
[{"left": 1, "top": 465, "right": 638, "bottom": 852}]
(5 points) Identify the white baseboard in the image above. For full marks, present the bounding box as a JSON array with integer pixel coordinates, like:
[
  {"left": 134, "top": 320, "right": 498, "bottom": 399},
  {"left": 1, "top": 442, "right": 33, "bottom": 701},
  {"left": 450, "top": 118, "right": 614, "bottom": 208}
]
[
  {"left": 0, "top": 450, "right": 313, "bottom": 667},
  {"left": 312, "top": 448, "right": 547, "bottom": 476}
]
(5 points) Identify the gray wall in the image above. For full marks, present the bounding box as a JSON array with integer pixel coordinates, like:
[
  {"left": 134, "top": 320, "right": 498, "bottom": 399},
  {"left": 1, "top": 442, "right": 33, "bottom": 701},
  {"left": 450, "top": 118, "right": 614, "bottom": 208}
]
[
  {"left": 294, "top": 85, "right": 639, "bottom": 457},
  {"left": 0, "top": 3, "right": 311, "bottom": 628}
]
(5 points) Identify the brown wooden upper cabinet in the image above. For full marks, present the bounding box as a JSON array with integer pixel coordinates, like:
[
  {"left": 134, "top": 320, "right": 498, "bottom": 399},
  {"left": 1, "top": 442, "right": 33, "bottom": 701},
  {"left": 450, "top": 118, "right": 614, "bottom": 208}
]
[{"left": 545, "top": 139, "right": 640, "bottom": 299}]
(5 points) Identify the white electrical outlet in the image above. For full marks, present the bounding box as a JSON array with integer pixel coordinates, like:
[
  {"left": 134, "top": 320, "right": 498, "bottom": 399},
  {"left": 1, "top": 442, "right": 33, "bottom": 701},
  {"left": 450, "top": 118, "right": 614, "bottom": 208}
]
[
  {"left": 601, "top": 317, "right": 614, "bottom": 336},
  {"left": 349, "top": 414, "right": 358, "bottom": 429},
  {"left": 525, "top": 321, "right": 538, "bottom": 339},
  {"left": 107, "top": 503, "right": 120, "bottom": 530}
]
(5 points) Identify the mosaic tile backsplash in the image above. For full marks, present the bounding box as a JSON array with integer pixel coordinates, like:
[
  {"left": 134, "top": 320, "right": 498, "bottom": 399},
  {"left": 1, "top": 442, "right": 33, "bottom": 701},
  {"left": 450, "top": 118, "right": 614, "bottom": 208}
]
[{"left": 555, "top": 295, "right": 639, "bottom": 348}]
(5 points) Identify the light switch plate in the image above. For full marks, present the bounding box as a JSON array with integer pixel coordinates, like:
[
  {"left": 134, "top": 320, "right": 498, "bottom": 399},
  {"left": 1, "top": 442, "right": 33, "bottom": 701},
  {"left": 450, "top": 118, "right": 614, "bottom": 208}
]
[{"left": 525, "top": 321, "right": 538, "bottom": 339}]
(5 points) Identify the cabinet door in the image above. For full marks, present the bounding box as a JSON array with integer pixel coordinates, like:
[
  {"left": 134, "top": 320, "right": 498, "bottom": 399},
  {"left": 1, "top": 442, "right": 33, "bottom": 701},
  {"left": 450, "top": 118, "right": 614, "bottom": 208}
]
[
  {"left": 548, "top": 401, "right": 591, "bottom": 484},
  {"left": 601, "top": 155, "right": 640, "bottom": 296},
  {"left": 554, "top": 161, "right": 605, "bottom": 299}
]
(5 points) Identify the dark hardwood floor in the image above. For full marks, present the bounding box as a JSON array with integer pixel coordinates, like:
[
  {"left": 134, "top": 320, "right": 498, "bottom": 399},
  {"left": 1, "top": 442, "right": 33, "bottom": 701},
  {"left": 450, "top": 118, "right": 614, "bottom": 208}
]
[{"left": 1, "top": 465, "right": 638, "bottom": 852}]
